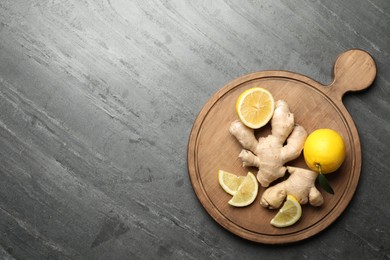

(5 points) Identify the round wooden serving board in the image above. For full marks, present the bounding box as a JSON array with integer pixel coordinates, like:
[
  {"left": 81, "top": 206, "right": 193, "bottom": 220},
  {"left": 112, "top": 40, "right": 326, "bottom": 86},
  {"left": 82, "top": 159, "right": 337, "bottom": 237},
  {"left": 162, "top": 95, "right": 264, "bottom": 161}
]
[{"left": 187, "top": 49, "right": 376, "bottom": 244}]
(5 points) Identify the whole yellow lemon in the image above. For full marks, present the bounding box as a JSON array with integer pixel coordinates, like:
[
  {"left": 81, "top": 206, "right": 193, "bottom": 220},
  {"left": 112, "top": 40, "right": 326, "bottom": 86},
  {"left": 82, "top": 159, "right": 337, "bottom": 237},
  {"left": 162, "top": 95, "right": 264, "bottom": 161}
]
[{"left": 303, "top": 129, "right": 346, "bottom": 174}]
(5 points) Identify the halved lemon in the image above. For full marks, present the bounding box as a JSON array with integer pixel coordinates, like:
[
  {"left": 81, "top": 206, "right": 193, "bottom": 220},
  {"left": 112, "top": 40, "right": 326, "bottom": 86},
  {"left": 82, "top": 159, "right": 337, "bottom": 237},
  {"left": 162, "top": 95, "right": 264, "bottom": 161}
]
[
  {"left": 218, "top": 170, "right": 245, "bottom": 196},
  {"left": 235, "top": 87, "right": 275, "bottom": 129},
  {"left": 270, "top": 195, "right": 302, "bottom": 228},
  {"left": 228, "top": 172, "right": 258, "bottom": 207}
]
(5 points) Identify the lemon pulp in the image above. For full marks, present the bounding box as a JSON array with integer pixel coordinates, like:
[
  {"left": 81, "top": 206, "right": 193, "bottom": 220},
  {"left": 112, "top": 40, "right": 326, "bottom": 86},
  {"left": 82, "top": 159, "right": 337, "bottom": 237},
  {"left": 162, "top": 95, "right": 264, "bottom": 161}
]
[
  {"left": 270, "top": 195, "right": 302, "bottom": 228},
  {"left": 219, "top": 172, "right": 258, "bottom": 207},
  {"left": 235, "top": 87, "right": 275, "bottom": 129},
  {"left": 218, "top": 170, "right": 245, "bottom": 196}
]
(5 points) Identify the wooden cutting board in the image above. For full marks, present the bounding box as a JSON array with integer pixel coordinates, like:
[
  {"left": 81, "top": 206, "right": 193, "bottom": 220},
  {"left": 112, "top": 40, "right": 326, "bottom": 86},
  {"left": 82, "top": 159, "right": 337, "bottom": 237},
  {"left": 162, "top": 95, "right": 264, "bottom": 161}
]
[{"left": 187, "top": 49, "right": 376, "bottom": 244}]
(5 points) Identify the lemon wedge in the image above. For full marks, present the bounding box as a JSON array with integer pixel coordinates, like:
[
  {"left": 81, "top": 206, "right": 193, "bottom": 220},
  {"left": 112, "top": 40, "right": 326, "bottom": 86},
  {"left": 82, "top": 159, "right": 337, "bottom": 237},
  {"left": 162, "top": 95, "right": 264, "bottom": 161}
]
[
  {"left": 218, "top": 170, "right": 245, "bottom": 196},
  {"left": 228, "top": 172, "right": 258, "bottom": 207},
  {"left": 270, "top": 195, "right": 302, "bottom": 228}
]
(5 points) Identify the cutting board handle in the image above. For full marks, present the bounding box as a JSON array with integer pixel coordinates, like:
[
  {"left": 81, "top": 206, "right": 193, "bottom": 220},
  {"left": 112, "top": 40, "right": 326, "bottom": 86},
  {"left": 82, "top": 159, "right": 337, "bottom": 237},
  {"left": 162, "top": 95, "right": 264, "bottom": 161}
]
[{"left": 326, "top": 49, "right": 376, "bottom": 101}]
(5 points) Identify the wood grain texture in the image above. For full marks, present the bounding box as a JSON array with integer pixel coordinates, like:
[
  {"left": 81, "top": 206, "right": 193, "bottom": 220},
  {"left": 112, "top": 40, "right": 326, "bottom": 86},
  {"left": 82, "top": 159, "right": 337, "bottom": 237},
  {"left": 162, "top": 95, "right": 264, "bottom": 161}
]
[
  {"left": 0, "top": 0, "right": 389, "bottom": 259},
  {"left": 188, "top": 50, "right": 376, "bottom": 244}
]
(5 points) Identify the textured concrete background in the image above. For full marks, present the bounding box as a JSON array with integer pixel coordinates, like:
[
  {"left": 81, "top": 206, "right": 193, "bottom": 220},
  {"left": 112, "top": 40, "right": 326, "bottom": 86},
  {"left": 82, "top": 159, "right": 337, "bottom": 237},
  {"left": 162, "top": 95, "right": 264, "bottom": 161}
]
[{"left": 0, "top": 0, "right": 389, "bottom": 259}]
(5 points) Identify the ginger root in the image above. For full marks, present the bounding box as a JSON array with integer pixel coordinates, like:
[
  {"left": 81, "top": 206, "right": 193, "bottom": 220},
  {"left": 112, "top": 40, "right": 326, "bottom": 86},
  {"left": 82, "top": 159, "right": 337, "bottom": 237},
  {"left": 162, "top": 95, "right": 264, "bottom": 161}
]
[
  {"left": 229, "top": 100, "right": 307, "bottom": 187},
  {"left": 260, "top": 166, "right": 324, "bottom": 209}
]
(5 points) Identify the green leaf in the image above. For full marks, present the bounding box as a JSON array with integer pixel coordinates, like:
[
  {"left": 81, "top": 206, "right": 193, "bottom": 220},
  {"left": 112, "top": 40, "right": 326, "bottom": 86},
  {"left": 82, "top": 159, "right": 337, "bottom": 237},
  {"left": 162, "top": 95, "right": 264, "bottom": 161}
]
[{"left": 318, "top": 173, "right": 334, "bottom": 195}]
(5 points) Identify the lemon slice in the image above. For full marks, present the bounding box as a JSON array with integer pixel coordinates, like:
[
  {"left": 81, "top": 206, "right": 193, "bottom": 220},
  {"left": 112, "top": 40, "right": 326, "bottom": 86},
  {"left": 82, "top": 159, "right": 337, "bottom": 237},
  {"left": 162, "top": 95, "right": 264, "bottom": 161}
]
[
  {"left": 270, "top": 195, "right": 302, "bottom": 228},
  {"left": 228, "top": 172, "right": 258, "bottom": 207},
  {"left": 236, "top": 87, "right": 275, "bottom": 129},
  {"left": 218, "top": 170, "right": 245, "bottom": 196}
]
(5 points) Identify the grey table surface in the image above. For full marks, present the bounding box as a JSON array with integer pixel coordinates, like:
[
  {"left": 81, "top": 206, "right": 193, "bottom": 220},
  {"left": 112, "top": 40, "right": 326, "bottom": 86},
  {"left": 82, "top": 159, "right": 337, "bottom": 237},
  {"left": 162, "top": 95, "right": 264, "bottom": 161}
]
[{"left": 0, "top": 0, "right": 389, "bottom": 259}]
